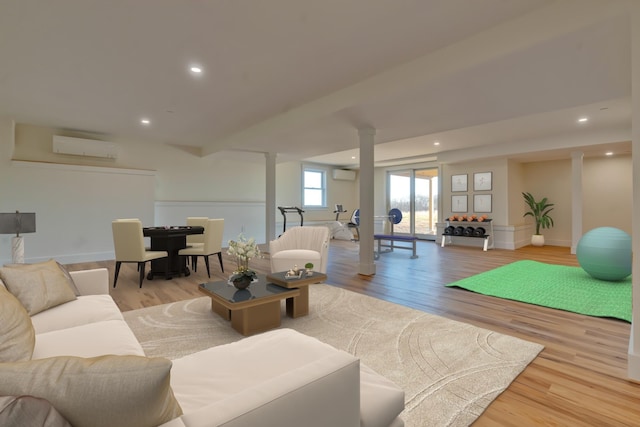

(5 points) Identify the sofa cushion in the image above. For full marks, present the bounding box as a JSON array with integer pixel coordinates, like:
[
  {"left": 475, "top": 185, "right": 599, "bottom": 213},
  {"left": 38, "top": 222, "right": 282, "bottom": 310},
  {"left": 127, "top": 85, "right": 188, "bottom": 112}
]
[
  {"left": 31, "top": 295, "right": 124, "bottom": 334},
  {"left": 0, "top": 395, "right": 72, "bottom": 427},
  {"left": 169, "top": 329, "right": 361, "bottom": 427},
  {"left": 0, "top": 259, "right": 77, "bottom": 315},
  {"left": 270, "top": 249, "right": 322, "bottom": 273},
  {"left": 360, "top": 363, "right": 405, "bottom": 427},
  {"left": 68, "top": 268, "right": 110, "bottom": 296},
  {"left": 0, "top": 285, "right": 35, "bottom": 362},
  {"left": 170, "top": 328, "right": 357, "bottom": 414},
  {"left": 271, "top": 249, "right": 321, "bottom": 261},
  {"left": 0, "top": 355, "right": 183, "bottom": 427},
  {"left": 55, "top": 262, "right": 81, "bottom": 295},
  {"left": 33, "top": 319, "right": 145, "bottom": 359},
  {"left": 177, "top": 352, "right": 361, "bottom": 427}
]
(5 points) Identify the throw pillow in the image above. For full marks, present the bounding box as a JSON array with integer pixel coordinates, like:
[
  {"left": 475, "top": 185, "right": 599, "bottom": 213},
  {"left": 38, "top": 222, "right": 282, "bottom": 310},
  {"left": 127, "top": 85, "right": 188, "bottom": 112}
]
[
  {"left": 2, "top": 261, "right": 80, "bottom": 296},
  {"left": 0, "top": 259, "right": 77, "bottom": 315},
  {"left": 55, "top": 262, "right": 81, "bottom": 296},
  {"left": 0, "top": 355, "right": 183, "bottom": 427},
  {"left": 0, "top": 395, "right": 72, "bottom": 427},
  {"left": 0, "top": 285, "right": 35, "bottom": 362}
]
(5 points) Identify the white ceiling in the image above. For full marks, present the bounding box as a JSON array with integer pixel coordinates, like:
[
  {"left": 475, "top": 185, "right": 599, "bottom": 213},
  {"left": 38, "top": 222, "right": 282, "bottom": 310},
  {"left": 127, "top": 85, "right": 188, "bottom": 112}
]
[{"left": 0, "top": 0, "right": 632, "bottom": 167}]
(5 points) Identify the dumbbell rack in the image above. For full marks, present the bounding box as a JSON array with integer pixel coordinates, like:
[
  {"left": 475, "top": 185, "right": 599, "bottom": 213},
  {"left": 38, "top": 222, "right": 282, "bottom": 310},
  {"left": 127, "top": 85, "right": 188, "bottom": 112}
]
[{"left": 441, "top": 219, "right": 494, "bottom": 251}]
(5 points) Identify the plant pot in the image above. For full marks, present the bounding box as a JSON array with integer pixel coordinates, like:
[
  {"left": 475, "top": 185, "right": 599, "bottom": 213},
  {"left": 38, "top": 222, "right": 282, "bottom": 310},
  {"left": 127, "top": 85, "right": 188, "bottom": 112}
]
[
  {"left": 232, "top": 276, "right": 252, "bottom": 290},
  {"left": 531, "top": 234, "right": 545, "bottom": 247}
]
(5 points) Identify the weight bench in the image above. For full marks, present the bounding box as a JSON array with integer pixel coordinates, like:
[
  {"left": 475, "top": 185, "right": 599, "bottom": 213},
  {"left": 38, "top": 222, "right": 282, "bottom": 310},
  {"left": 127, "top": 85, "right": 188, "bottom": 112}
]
[{"left": 373, "top": 234, "right": 418, "bottom": 259}]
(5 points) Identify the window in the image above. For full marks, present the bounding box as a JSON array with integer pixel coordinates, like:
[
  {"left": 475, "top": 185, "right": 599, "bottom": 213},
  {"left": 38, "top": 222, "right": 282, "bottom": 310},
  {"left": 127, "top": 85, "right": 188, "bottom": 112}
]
[{"left": 303, "top": 168, "right": 326, "bottom": 207}]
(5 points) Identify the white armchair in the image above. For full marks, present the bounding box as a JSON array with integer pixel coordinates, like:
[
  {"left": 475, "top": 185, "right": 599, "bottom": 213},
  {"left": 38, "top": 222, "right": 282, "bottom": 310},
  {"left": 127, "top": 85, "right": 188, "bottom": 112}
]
[{"left": 269, "top": 226, "right": 330, "bottom": 274}]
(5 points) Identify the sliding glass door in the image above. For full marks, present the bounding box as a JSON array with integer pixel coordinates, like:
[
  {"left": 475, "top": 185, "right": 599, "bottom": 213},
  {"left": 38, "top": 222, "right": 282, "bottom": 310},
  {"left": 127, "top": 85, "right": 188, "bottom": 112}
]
[{"left": 387, "top": 168, "right": 439, "bottom": 239}]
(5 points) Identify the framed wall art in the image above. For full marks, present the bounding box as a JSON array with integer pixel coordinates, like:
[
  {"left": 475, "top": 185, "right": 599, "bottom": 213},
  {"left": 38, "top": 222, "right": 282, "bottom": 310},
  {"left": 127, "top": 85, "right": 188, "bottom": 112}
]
[
  {"left": 473, "top": 172, "right": 492, "bottom": 191},
  {"left": 451, "top": 195, "right": 468, "bottom": 213},
  {"left": 474, "top": 194, "right": 492, "bottom": 213},
  {"left": 451, "top": 174, "right": 468, "bottom": 192}
]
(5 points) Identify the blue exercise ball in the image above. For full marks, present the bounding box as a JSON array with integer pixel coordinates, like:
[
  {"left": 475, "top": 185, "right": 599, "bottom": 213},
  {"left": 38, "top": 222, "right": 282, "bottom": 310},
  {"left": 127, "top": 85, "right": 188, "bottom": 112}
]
[{"left": 576, "top": 227, "right": 631, "bottom": 281}]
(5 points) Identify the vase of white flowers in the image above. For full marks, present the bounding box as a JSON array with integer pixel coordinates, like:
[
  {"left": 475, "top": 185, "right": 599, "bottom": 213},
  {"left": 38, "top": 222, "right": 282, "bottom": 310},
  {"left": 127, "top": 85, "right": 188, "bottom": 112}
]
[{"left": 227, "top": 234, "right": 261, "bottom": 289}]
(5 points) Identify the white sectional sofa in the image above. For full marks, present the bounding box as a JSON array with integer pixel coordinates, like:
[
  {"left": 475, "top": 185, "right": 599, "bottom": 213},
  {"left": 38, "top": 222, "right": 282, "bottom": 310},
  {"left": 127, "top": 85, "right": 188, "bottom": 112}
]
[{"left": 0, "top": 266, "right": 405, "bottom": 427}]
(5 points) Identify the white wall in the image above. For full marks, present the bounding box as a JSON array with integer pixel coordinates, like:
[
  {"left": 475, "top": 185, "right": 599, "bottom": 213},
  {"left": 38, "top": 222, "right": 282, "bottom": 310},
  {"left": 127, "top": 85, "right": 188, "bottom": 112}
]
[
  {"left": 438, "top": 154, "right": 632, "bottom": 249},
  {"left": 3, "top": 120, "right": 632, "bottom": 262},
  {"left": 274, "top": 161, "right": 359, "bottom": 229},
  {"left": 0, "top": 122, "right": 153, "bottom": 263},
  {"left": 583, "top": 154, "right": 632, "bottom": 234},
  {"left": 441, "top": 158, "right": 509, "bottom": 224},
  {"left": 155, "top": 201, "right": 265, "bottom": 246},
  {"left": 520, "top": 155, "right": 633, "bottom": 246},
  {"left": 522, "top": 159, "right": 572, "bottom": 247},
  {"left": 13, "top": 123, "right": 269, "bottom": 202},
  {"left": 507, "top": 160, "right": 526, "bottom": 226},
  {"left": 0, "top": 122, "right": 359, "bottom": 264}
]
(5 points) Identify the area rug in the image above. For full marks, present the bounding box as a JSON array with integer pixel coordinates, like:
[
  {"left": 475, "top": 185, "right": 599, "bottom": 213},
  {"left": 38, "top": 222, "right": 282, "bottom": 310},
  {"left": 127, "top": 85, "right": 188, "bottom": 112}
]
[
  {"left": 446, "top": 260, "right": 632, "bottom": 322},
  {"left": 124, "top": 284, "right": 543, "bottom": 427}
]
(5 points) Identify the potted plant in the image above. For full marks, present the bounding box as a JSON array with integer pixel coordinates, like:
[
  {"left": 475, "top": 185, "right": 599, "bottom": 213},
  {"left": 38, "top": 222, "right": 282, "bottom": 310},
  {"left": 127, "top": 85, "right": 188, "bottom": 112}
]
[
  {"left": 522, "top": 192, "right": 554, "bottom": 246},
  {"left": 304, "top": 262, "right": 314, "bottom": 276},
  {"left": 227, "top": 234, "right": 261, "bottom": 289}
]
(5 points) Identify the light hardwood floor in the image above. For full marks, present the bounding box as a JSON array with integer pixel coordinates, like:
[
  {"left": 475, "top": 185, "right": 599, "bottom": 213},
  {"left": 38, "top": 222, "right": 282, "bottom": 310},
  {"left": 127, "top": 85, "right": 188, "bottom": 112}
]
[{"left": 65, "top": 240, "right": 640, "bottom": 426}]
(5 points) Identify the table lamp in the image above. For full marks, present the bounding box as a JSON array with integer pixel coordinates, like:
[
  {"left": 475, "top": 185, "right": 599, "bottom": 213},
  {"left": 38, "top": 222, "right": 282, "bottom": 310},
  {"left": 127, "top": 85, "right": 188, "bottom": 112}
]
[{"left": 0, "top": 211, "right": 36, "bottom": 263}]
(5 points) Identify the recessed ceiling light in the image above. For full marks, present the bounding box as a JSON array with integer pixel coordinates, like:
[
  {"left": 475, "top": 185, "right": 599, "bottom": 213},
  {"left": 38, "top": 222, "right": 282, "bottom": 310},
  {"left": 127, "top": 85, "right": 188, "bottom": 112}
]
[
  {"left": 190, "top": 66, "right": 203, "bottom": 74},
  {"left": 434, "top": 141, "right": 440, "bottom": 146},
  {"left": 605, "top": 152, "right": 614, "bottom": 156},
  {"left": 140, "top": 118, "right": 150, "bottom": 125},
  {"left": 578, "top": 117, "right": 588, "bottom": 123},
  {"left": 351, "top": 156, "right": 356, "bottom": 160}
]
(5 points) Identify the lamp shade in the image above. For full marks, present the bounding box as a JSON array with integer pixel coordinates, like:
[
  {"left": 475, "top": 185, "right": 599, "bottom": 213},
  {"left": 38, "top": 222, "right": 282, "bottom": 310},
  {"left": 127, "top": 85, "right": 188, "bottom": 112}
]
[{"left": 0, "top": 212, "right": 36, "bottom": 237}]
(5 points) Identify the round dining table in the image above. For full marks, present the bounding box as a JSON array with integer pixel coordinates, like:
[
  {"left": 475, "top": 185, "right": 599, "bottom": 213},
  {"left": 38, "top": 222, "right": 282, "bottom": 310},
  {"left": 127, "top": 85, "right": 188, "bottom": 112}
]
[{"left": 143, "top": 225, "right": 204, "bottom": 279}]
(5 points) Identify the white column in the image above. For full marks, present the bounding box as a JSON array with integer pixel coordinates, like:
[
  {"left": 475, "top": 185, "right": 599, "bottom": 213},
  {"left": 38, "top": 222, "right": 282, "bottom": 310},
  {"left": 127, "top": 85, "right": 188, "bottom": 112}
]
[
  {"left": 629, "top": 0, "right": 640, "bottom": 381},
  {"left": 358, "top": 128, "right": 376, "bottom": 275},
  {"left": 265, "top": 152, "right": 277, "bottom": 246},
  {"left": 570, "top": 151, "right": 583, "bottom": 254}
]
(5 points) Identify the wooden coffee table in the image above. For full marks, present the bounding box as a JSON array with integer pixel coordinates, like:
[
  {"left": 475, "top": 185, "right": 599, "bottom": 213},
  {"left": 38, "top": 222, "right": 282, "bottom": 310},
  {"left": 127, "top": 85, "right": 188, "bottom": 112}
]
[
  {"left": 266, "top": 271, "right": 327, "bottom": 318},
  {"left": 199, "top": 276, "right": 299, "bottom": 336}
]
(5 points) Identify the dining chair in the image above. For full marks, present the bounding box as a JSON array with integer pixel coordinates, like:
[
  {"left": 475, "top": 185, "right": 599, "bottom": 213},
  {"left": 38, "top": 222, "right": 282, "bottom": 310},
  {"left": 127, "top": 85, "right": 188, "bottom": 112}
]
[
  {"left": 184, "top": 217, "right": 208, "bottom": 266},
  {"left": 114, "top": 218, "right": 150, "bottom": 252},
  {"left": 178, "top": 218, "right": 224, "bottom": 278},
  {"left": 111, "top": 219, "right": 168, "bottom": 288},
  {"left": 186, "top": 217, "right": 208, "bottom": 248}
]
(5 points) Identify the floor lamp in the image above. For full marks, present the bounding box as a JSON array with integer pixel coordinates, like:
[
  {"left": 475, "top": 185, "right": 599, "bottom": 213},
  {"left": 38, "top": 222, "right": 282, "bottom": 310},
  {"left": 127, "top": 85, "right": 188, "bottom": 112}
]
[{"left": 0, "top": 211, "right": 36, "bottom": 264}]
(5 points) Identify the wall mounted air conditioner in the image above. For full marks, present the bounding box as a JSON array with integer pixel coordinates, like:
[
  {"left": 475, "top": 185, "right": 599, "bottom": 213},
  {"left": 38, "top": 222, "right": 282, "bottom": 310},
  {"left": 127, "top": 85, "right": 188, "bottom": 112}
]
[
  {"left": 332, "top": 169, "right": 356, "bottom": 181},
  {"left": 52, "top": 135, "right": 117, "bottom": 159}
]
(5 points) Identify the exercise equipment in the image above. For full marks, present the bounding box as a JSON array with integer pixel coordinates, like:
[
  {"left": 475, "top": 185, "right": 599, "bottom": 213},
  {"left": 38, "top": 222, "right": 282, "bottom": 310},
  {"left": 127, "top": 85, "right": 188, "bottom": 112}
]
[
  {"left": 388, "top": 208, "right": 402, "bottom": 225},
  {"left": 345, "top": 209, "right": 360, "bottom": 241},
  {"left": 333, "top": 204, "right": 348, "bottom": 221},
  {"left": 472, "top": 227, "right": 486, "bottom": 237},
  {"left": 441, "top": 216, "right": 493, "bottom": 251},
  {"left": 372, "top": 208, "right": 403, "bottom": 228},
  {"left": 277, "top": 206, "right": 304, "bottom": 234},
  {"left": 576, "top": 227, "right": 631, "bottom": 281},
  {"left": 373, "top": 208, "right": 418, "bottom": 259},
  {"left": 347, "top": 208, "right": 405, "bottom": 244}
]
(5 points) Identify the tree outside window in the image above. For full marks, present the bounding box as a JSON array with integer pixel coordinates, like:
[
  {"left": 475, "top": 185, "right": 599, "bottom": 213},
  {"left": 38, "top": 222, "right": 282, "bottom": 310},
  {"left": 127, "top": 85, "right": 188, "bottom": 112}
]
[{"left": 303, "top": 169, "right": 326, "bottom": 207}]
